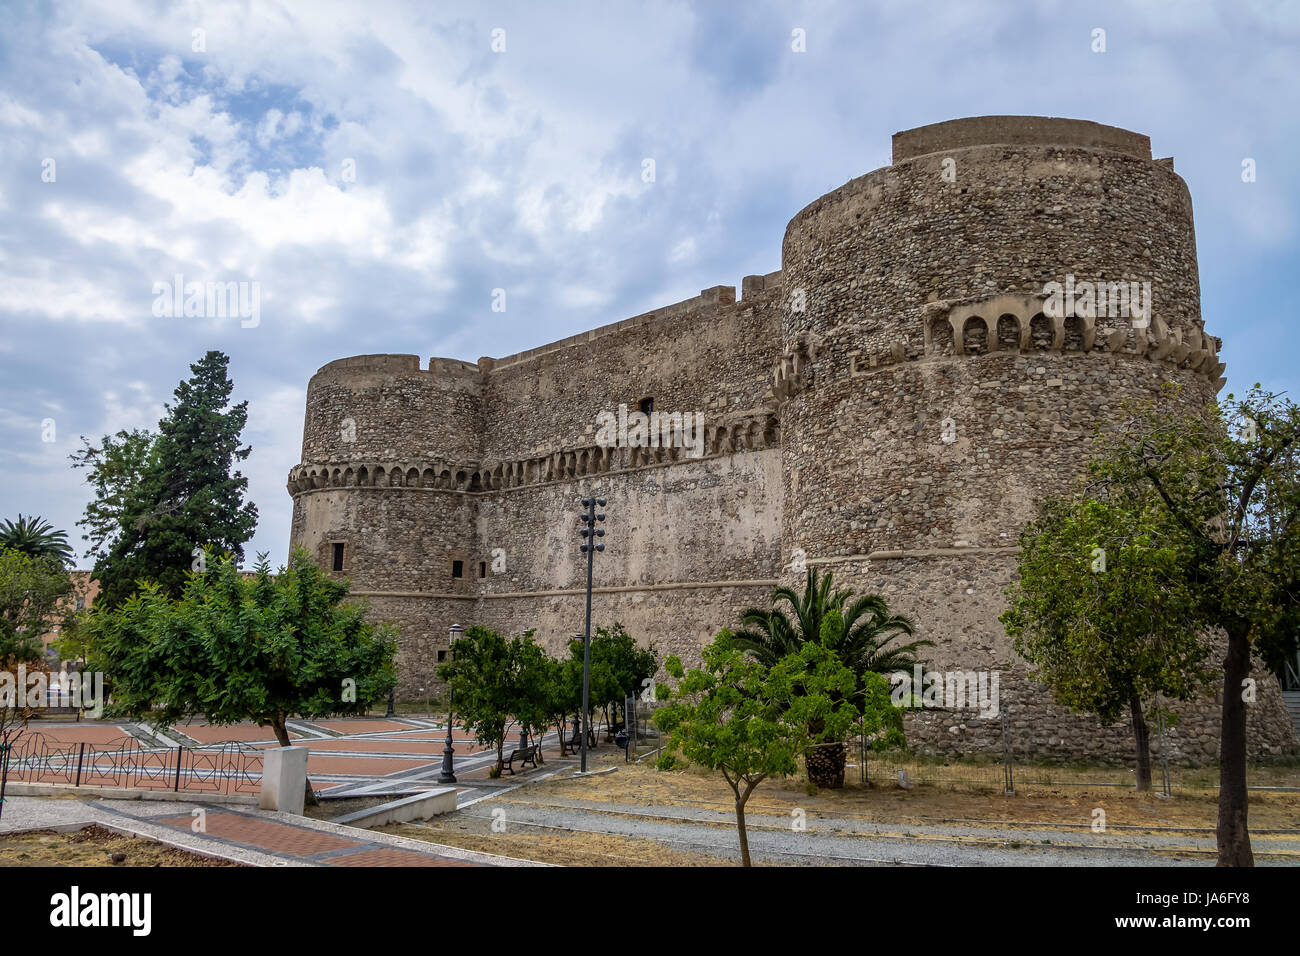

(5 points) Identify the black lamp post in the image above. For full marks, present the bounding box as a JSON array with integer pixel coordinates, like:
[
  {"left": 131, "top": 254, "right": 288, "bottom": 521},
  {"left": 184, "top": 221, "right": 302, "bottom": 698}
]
[
  {"left": 578, "top": 496, "right": 606, "bottom": 773},
  {"left": 438, "top": 623, "right": 464, "bottom": 784}
]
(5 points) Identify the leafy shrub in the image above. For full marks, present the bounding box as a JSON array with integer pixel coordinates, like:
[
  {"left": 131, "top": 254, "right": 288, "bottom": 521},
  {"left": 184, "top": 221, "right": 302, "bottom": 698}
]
[{"left": 655, "top": 753, "right": 680, "bottom": 771}]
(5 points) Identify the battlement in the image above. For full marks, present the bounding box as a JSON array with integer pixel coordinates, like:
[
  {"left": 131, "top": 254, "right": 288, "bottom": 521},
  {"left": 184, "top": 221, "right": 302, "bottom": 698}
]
[
  {"left": 315, "top": 354, "right": 422, "bottom": 376},
  {"left": 286, "top": 407, "right": 780, "bottom": 497},
  {"left": 892, "top": 116, "right": 1152, "bottom": 163},
  {"left": 486, "top": 283, "right": 742, "bottom": 373}
]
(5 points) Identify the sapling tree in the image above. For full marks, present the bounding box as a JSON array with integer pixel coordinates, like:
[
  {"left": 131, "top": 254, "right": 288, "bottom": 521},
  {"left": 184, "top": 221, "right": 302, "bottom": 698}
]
[
  {"left": 652, "top": 630, "right": 865, "bottom": 866},
  {"left": 1002, "top": 494, "right": 1212, "bottom": 791}
]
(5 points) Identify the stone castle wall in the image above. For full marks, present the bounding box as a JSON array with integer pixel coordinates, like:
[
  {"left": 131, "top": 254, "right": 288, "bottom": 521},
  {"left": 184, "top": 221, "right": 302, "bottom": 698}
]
[{"left": 288, "top": 115, "right": 1297, "bottom": 763}]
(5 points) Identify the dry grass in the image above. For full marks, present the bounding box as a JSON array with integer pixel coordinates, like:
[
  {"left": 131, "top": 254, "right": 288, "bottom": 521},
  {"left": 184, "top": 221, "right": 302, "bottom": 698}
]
[
  {"left": 385, "top": 749, "right": 1300, "bottom": 866},
  {"left": 385, "top": 815, "right": 724, "bottom": 867},
  {"left": 519, "top": 750, "right": 1300, "bottom": 831},
  {"left": 0, "top": 825, "right": 243, "bottom": 867}
]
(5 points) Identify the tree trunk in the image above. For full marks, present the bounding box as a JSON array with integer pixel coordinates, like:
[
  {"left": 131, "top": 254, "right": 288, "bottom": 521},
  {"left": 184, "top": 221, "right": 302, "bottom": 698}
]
[
  {"left": 495, "top": 738, "right": 504, "bottom": 776},
  {"left": 1217, "top": 630, "right": 1253, "bottom": 866},
  {"left": 735, "top": 796, "right": 750, "bottom": 867},
  {"left": 1130, "top": 696, "right": 1151, "bottom": 793},
  {"left": 731, "top": 778, "right": 761, "bottom": 867},
  {"left": 271, "top": 714, "right": 317, "bottom": 807}
]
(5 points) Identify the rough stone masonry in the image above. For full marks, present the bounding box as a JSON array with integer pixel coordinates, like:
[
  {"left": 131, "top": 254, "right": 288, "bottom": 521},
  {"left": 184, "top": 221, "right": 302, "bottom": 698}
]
[{"left": 287, "top": 115, "right": 1297, "bottom": 764}]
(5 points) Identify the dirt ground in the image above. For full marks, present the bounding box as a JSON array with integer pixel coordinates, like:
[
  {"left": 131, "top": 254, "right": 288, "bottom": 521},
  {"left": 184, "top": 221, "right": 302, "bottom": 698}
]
[
  {"left": 562, "top": 754, "right": 1300, "bottom": 830},
  {"left": 383, "top": 750, "right": 1300, "bottom": 866},
  {"left": 387, "top": 817, "right": 725, "bottom": 867},
  {"left": 0, "top": 825, "right": 243, "bottom": 867}
]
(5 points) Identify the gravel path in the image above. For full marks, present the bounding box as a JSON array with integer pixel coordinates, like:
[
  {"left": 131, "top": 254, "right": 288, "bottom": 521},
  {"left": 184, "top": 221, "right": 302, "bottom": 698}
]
[{"left": 462, "top": 794, "right": 1300, "bottom": 866}]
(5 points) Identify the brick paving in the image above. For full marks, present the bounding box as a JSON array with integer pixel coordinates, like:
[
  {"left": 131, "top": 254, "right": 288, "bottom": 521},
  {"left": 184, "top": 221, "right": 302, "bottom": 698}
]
[
  {"left": 18, "top": 724, "right": 138, "bottom": 745},
  {"left": 156, "top": 811, "right": 363, "bottom": 857},
  {"left": 4, "top": 716, "right": 570, "bottom": 868},
  {"left": 272, "top": 737, "right": 477, "bottom": 755},
  {"left": 152, "top": 809, "right": 489, "bottom": 866},
  {"left": 311, "top": 719, "right": 418, "bottom": 734},
  {"left": 9, "top": 717, "right": 568, "bottom": 804},
  {"left": 174, "top": 722, "right": 299, "bottom": 743},
  {"left": 328, "top": 848, "right": 475, "bottom": 867},
  {"left": 306, "top": 754, "right": 432, "bottom": 776}
]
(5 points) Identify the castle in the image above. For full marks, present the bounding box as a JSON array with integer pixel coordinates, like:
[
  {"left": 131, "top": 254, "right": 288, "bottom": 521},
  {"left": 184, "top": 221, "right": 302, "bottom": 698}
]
[{"left": 288, "top": 116, "right": 1296, "bottom": 762}]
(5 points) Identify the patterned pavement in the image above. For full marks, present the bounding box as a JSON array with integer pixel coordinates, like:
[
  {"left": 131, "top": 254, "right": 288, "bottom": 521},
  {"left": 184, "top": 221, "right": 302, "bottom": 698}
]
[
  {"left": 17, "top": 715, "right": 572, "bottom": 802},
  {"left": 150, "top": 808, "right": 477, "bottom": 866},
  {"left": 5, "top": 714, "right": 570, "bottom": 867}
]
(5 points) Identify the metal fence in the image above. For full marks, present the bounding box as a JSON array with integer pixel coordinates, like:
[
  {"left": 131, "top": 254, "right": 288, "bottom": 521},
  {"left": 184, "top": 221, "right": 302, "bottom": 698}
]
[
  {"left": 1, "top": 732, "right": 262, "bottom": 795},
  {"left": 624, "top": 696, "right": 664, "bottom": 763}
]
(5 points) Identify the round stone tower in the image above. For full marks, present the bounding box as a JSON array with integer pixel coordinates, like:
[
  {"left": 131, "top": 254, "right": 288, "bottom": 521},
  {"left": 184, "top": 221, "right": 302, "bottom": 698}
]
[
  {"left": 287, "top": 353, "right": 484, "bottom": 695},
  {"left": 777, "top": 116, "right": 1251, "bottom": 760}
]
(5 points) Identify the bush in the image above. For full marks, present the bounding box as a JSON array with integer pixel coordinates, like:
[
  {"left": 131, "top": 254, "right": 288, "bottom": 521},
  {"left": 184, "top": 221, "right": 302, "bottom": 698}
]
[{"left": 655, "top": 753, "right": 680, "bottom": 771}]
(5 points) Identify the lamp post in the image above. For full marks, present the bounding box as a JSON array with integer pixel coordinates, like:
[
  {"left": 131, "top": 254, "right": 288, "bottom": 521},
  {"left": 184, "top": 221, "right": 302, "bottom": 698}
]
[
  {"left": 578, "top": 496, "right": 606, "bottom": 773},
  {"left": 438, "top": 623, "right": 464, "bottom": 784}
]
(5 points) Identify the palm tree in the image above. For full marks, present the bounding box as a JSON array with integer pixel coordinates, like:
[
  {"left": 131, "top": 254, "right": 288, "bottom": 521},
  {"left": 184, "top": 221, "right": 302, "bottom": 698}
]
[
  {"left": 731, "top": 568, "right": 930, "bottom": 788},
  {"left": 0, "top": 515, "right": 73, "bottom": 566}
]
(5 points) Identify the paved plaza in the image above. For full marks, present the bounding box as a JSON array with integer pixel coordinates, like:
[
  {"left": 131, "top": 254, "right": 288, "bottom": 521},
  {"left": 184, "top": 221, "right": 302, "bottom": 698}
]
[{"left": 1, "top": 716, "right": 571, "bottom": 866}]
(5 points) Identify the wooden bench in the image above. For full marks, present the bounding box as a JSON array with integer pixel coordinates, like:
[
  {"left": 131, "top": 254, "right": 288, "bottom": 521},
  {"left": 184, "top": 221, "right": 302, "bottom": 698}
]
[
  {"left": 503, "top": 743, "right": 539, "bottom": 774},
  {"left": 562, "top": 724, "right": 596, "bottom": 755}
]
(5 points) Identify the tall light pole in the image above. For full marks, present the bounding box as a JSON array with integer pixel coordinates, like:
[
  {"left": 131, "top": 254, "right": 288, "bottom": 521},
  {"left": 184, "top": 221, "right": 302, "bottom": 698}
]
[
  {"left": 438, "top": 623, "right": 464, "bottom": 784},
  {"left": 578, "top": 496, "right": 606, "bottom": 772}
]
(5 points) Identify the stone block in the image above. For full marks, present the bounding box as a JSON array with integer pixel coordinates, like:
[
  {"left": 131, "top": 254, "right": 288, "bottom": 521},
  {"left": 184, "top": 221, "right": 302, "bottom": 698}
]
[{"left": 260, "top": 746, "right": 309, "bottom": 815}]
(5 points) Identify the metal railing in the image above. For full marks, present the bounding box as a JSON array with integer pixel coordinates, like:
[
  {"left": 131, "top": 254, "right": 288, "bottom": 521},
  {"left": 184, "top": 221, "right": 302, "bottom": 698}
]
[{"left": 3, "top": 732, "right": 262, "bottom": 795}]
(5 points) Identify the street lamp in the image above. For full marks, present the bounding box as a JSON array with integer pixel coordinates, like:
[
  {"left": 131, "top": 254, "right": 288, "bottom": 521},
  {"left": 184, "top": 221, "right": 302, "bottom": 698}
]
[
  {"left": 578, "top": 496, "right": 606, "bottom": 773},
  {"left": 438, "top": 623, "right": 465, "bottom": 784}
]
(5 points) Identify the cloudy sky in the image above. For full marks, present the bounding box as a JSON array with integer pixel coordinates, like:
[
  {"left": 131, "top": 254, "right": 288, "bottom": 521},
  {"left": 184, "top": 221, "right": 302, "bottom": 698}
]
[{"left": 2, "top": 0, "right": 1297, "bottom": 569}]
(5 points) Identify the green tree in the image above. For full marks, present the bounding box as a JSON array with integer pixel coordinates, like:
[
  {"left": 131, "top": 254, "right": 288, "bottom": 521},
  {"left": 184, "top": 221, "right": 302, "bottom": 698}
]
[
  {"left": 1087, "top": 384, "right": 1300, "bottom": 865},
  {"left": 0, "top": 515, "right": 74, "bottom": 567},
  {"left": 69, "top": 428, "right": 155, "bottom": 565},
  {"left": 1001, "top": 494, "right": 1213, "bottom": 791},
  {"left": 511, "top": 632, "right": 556, "bottom": 763},
  {"left": 0, "top": 548, "right": 73, "bottom": 662},
  {"left": 549, "top": 648, "right": 585, "bottom": 748},
  {"left": 81, "top": 352, "right": 258, "bottom": 609},
  {"left": 438, "top": 626, "right": 536, "bottom": 775},
  {"left": 85, "top": 549, "right": 397, "bottom": 803},
  {"left": 731, "top": 569, "right": 928, "bottom": 787},
  {"left": 652, "top": 630, "right": 864, "bottom": 866},
  {"left": 587, "top": 623, "right": 657, "bottom": 730}
]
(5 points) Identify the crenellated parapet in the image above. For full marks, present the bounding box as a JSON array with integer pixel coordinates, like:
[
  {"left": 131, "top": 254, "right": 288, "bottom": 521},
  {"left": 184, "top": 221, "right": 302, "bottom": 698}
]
[
  {"left": 286, "top": 408, "right": 781, "bottom": 497},
  {"left": 841, "top": 293, "right": 1226, "bottom": 391}
]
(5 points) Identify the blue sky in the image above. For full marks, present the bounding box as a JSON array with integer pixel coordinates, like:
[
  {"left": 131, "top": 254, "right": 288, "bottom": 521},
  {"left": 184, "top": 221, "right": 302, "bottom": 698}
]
[{"left": 1, "top": 0, "right": 1297, "bottom": 568}]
